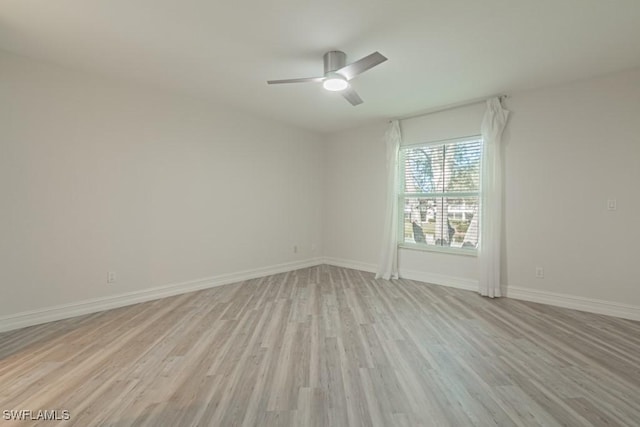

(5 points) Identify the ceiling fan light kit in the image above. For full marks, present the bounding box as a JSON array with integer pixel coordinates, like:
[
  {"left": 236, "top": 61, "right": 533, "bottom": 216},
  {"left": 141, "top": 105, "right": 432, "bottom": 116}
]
[
  {"left": 322, "top": 73, "right": 349, "bottom": 91},
  {"left": 267, "top": 50, "right": 387, "bottom": 106}
]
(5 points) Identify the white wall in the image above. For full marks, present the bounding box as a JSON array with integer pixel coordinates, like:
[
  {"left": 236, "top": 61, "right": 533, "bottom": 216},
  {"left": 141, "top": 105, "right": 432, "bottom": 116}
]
[
  {"left": 323, "top": 123, "right": 387, "bottom": 269},
  {"left": 324, "top": 107, "right": 482, "bottom": 288},
  {"left": 505, "top": 68, "right": 640, "bottom": 307},
  {"left": 324, "top": 67, "right": 640, "bottom": 312},
  {"left": 0, "top": 51, "right": 324, "bottom": 318}
]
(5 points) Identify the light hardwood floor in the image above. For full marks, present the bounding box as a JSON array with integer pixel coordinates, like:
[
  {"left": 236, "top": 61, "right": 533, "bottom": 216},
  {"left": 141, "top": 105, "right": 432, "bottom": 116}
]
[{"left": 1, "top": 265, "right": 640, "bottom": 426}]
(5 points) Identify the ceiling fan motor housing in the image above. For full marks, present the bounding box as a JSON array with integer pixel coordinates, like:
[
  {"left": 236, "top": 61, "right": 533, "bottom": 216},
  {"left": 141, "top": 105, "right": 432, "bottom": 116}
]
[{"left": 324, "top": 51, "right": 347, "bottom": 75}]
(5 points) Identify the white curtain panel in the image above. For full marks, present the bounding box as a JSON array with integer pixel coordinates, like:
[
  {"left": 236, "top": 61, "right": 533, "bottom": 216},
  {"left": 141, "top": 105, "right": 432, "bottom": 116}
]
[
  {"left": 376, "top": 120, "right": 402, "bottom": 280},
  {"left": 479, "top": 97, "right": 510, "bottom": 297}
]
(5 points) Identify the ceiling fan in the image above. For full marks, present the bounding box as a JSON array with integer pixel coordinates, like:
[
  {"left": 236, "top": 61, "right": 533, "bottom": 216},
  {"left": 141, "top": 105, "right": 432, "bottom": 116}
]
[{"left": 267, "top": 50, "right": 387, "bottom": 106}]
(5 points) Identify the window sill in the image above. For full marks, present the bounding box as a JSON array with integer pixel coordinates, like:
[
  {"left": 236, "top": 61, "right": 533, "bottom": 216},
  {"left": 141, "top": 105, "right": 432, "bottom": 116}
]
[{"left": 398, "top": 243, "right": 478, "bottom": 257}]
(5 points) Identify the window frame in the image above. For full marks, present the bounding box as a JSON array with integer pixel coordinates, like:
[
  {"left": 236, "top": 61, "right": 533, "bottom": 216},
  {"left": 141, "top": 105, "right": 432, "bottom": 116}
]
[{"left": 397, "top": 135, "right": 483, "bottom": 256}]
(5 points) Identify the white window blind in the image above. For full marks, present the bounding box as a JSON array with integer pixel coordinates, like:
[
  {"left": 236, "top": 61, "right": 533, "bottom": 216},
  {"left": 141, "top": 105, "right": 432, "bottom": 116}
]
[{"left": 399, "top": 136, "right": 483, "bottom": 252}]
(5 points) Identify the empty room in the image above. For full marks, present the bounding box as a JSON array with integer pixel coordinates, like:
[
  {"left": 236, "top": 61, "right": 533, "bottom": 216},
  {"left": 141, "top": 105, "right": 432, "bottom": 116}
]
[{"left": 1, "top": 0, "right": 640, "bottom": 425}]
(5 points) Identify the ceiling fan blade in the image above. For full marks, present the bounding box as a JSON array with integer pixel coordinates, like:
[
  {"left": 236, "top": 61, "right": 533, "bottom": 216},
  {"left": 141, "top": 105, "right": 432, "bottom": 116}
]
[
  {"left": 336, "top": 52, "right": 387, "bottom": 80},
  {"left": 267, "top": 76, "right": 324, "bottom": 85},
  {"left": 341, "top": 86, "right": 363, "bottom": 106}
]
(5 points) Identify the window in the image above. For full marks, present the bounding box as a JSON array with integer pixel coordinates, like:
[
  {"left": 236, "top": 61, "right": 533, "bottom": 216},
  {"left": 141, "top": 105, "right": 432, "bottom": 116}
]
[{"left": 399, "top": 136, "right": 482, "bottom": 253}]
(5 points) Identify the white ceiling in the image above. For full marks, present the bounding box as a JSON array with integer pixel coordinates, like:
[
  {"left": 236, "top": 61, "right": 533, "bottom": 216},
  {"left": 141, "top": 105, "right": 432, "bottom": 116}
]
[{"left": 2, "top": 0, "right": 640, "bottom": 133}]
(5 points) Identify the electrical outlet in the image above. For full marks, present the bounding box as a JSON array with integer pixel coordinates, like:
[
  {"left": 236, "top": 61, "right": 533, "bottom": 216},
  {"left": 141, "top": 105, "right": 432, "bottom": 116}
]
[
  {"left": 607, "top": 199, "right": 617, "bottom": 211},
  {"left": 107, "top": 271, "right": 117, "bottom": 284},
  {"left": 535, "top": 267, "right": 544, "bottom": 279},
  {"left": 293, "top": 245, "right": 298, "bottom": 254}
]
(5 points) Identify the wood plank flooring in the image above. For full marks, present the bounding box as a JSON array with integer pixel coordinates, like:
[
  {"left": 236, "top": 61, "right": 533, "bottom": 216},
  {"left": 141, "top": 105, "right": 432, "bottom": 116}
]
[{"left": 1, "top": 265, "right": 640, "bottom": 426}]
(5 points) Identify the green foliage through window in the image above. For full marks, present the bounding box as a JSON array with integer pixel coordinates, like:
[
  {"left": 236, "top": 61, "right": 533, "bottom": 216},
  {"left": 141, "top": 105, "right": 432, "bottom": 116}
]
[{"left": 400, "top": 137, "right": 482, "bottom": 251}]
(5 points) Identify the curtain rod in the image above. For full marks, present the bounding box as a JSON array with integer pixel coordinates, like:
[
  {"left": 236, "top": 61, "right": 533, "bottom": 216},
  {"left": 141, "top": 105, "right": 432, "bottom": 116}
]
[{"left": 391, "top": 93, "right": 508, "bottom": 122}]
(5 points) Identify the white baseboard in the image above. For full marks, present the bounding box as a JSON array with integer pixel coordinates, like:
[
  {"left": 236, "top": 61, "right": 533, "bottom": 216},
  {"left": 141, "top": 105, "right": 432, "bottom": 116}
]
[
  {"left": 399, "top": 269, "right": 478, "bottom": 292},
  {"left": 322, "top": 257, "right": 377, "bottom": 273},
  {"left": 322, "top": 257, "right": 640, "bottom": 321},
  {"left": 322, "top": 257, "right": 477, "bottom": 292},
  {"left": 0, "top": 258, "right": 324, "bottom": 333},
  {"left": 503, "top": 286, "right": 640, "bottom": 321},
  {"left": 4, "top": 258, "right": 638, "bottom": 333}
]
